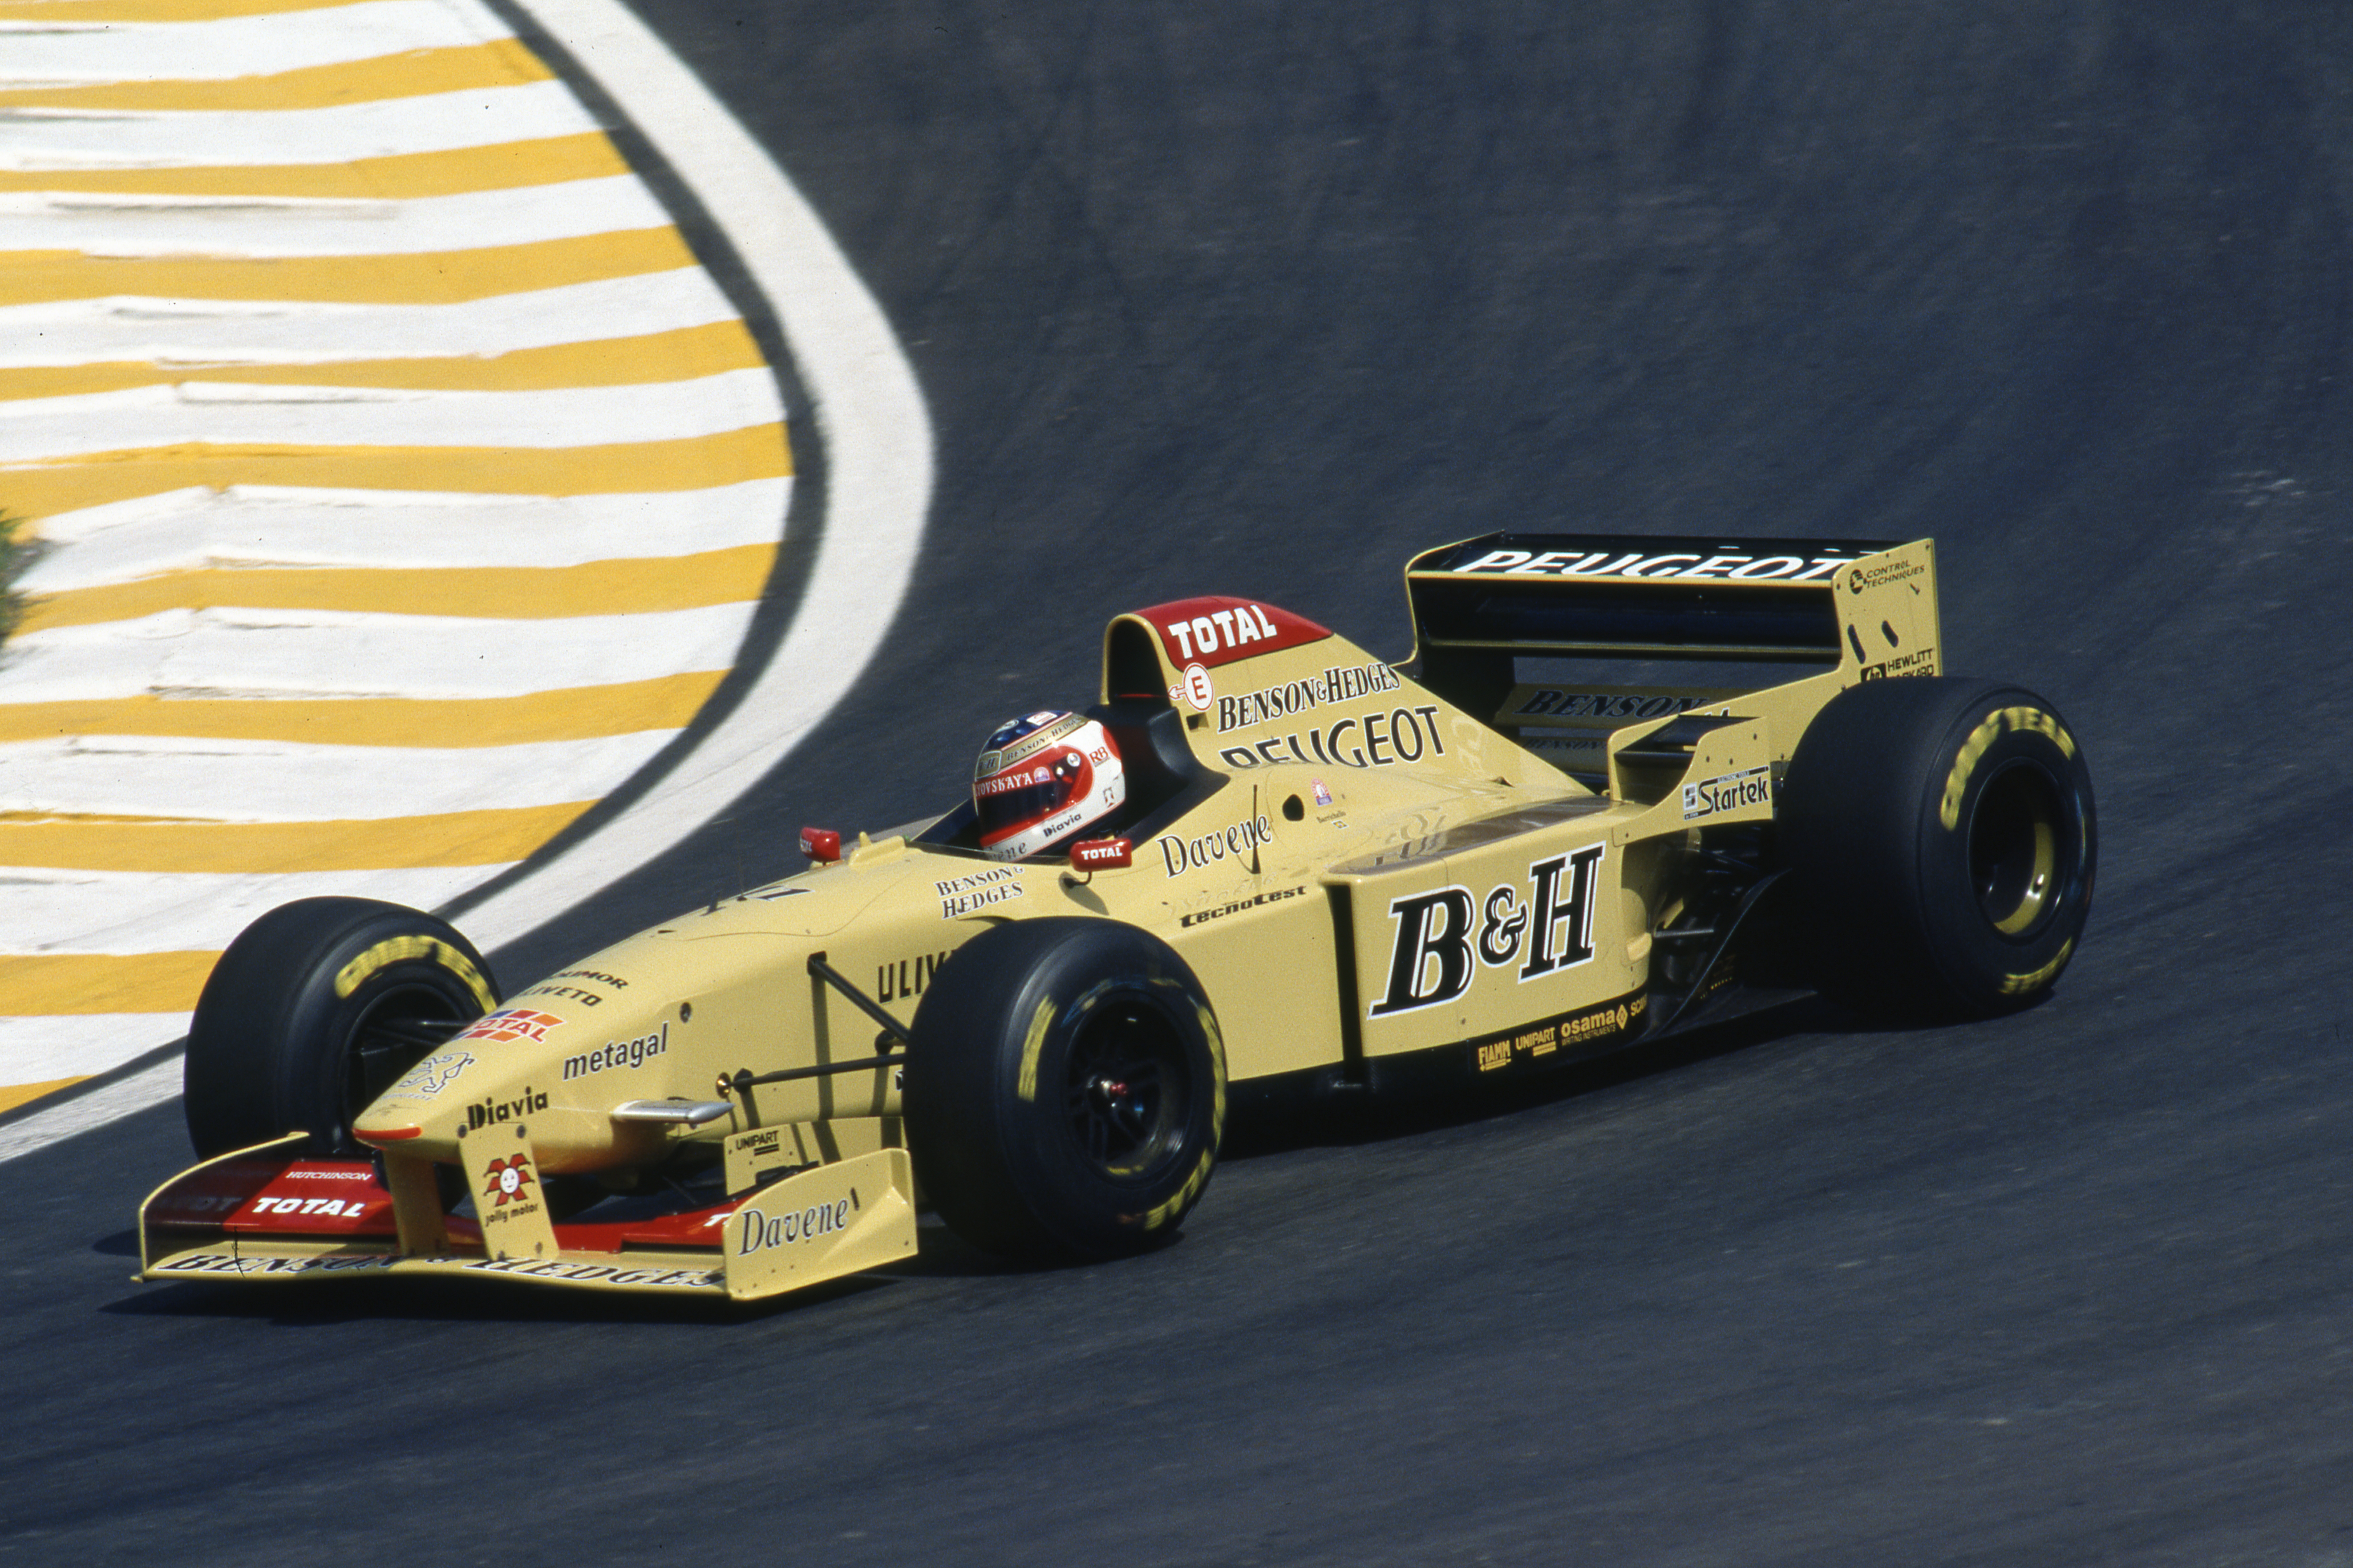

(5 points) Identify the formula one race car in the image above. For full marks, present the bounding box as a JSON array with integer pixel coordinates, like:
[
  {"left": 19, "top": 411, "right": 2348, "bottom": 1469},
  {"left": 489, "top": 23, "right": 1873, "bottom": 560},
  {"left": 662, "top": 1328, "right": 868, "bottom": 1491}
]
[{"left": 138, "top": 534, "right": 2096, "bottom": 1302}]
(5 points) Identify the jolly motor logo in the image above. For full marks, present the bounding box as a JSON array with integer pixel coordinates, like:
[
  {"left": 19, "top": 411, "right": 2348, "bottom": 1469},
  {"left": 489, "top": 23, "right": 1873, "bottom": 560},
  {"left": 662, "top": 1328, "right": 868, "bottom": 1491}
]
[
  {"left": 481, "top": 1152, "right": 535, "bottom": 1208},
  {"left": 1370, "top": 845, "right": 1605, "bottom": 1018}
]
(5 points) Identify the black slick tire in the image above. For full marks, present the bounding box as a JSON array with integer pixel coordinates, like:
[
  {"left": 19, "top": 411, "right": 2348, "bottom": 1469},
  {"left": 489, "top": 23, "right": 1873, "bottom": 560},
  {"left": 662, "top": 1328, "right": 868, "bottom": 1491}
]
[
  {"left": 1779, "top": 678, "right": 2096, "bottom": 1018},
  {"left": 904, "top": 917, "right": 1227, "bottom": 1263},
  {"left": 182, "top": 898, "right": 499, "bottom": 1159}
]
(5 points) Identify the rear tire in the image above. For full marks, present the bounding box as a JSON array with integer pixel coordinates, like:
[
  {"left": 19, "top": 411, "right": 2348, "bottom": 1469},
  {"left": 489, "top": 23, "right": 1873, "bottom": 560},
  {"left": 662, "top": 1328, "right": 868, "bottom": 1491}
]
[
  {"left": 1780, "top": 678, "right": 2096, "bottom": 1018},
  {"left": 905, "top": 918, "right": 1227, "bottom": 1262},
  {"left": 183, "top": 898, "right": 499, "bottom": 1159}
]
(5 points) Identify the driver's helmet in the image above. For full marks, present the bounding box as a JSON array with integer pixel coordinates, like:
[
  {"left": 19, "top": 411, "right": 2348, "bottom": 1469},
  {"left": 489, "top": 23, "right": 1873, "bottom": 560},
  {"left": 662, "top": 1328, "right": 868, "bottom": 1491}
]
[{"left": 973, "top": 709, "right": 1126, "bottom": 860}]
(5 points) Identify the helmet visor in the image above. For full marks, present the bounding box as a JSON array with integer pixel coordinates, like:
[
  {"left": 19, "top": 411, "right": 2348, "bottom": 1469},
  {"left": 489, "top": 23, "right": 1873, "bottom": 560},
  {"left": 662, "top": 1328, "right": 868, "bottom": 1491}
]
[{"left": 975, "top": 757, "right": 1086, "bottom": 841}]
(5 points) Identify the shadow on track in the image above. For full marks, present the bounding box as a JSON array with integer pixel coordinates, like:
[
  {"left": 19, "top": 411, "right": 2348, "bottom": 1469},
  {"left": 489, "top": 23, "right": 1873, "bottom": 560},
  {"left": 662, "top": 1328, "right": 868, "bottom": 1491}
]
[
  {"left": 93, "top": 1270, "right": 898, "bottom": 1328},
  {"left": 1223, "top": 992, "right": 1905, "bottom": 1158}
]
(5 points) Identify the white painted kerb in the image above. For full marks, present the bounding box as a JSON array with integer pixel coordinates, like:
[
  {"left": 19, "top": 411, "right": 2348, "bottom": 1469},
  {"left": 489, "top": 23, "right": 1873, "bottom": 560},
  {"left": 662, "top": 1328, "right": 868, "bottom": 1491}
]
[{"left": 0, "top": 0, "right": 933, "bottom": 1164}]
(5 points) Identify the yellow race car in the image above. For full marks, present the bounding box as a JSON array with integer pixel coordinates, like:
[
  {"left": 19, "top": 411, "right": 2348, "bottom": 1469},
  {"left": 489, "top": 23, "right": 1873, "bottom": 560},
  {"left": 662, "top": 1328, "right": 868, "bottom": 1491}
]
[{"left": 137, "top": 534, "right": 2095, "bottom": 1302}]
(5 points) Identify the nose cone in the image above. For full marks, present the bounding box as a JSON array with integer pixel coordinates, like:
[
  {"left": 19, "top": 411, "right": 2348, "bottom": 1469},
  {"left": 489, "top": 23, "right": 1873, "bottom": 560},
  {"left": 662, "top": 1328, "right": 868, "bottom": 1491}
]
[{"left": 351, "top": 1002, "right": 671, "bottom": 1173}]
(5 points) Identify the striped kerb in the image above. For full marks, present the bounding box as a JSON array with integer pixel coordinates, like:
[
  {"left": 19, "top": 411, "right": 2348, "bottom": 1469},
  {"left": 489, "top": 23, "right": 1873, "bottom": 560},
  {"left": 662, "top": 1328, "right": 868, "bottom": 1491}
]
[{"left": 0, "top": 0, "right": 791, "bottom": 1114}]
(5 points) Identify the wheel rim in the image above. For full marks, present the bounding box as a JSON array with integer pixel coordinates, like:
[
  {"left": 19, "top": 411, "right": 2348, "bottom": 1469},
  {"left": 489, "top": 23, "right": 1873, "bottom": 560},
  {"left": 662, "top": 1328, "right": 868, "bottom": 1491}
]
[
  {"left": 335, "top": 981, "right": 474, "bottom": 1147},
  {"left": 1967, "top": 760, "right": 2067, "bottom": 939},
  {"left": 1063, "top": 997, "right": 1189, "bottom": 1183}
]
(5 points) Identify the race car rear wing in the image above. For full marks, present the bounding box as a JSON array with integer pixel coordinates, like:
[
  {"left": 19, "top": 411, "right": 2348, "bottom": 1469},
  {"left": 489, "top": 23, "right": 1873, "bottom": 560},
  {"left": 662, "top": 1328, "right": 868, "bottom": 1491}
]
[{"left": 1401, "top": 532, "right": 1941, "bottom": 722}]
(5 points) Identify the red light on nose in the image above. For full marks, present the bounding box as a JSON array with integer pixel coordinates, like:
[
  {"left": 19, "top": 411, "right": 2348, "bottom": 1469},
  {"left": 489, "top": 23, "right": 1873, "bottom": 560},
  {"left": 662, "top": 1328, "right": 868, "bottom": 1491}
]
[{"left": 799, "top": 827, "right": 842, "bottom": 863}]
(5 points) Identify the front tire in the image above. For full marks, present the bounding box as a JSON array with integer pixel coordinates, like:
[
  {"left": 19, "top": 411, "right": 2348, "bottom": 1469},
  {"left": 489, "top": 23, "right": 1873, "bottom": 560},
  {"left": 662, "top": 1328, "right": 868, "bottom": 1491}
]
[
  {"left": 905, "top": 918, "right": 1227, "bottom": 1262},
  {"left": 1780, "top": 678, "right": 2096, "bottom": 1018},
  {"left": 183, "top": 898, "right": 499, "bottom": 1159}
]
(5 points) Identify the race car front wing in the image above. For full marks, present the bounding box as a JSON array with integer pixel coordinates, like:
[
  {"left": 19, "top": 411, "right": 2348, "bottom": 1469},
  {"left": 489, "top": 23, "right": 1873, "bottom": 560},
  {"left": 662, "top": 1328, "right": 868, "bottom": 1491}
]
[{"left": 136, "top": 1124, "right": 917, "bottom": 1303}]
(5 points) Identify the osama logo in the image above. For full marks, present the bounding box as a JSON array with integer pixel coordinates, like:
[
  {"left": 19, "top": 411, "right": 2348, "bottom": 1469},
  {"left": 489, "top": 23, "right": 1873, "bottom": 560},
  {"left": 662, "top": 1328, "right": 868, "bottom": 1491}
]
[{"left": 481, "top": 1154, "right": 536, "bottom": 1208}]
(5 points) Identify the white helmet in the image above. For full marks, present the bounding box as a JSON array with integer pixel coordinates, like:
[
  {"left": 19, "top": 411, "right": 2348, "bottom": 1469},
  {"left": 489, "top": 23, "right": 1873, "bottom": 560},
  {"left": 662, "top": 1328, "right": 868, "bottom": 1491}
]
[{"left": 973, "top": 710, "right": 1128, "bottom": 860}]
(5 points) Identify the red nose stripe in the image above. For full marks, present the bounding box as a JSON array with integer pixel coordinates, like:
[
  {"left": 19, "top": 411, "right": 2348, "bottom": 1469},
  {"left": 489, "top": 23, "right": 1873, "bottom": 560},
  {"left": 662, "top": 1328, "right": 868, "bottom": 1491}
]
[{"left": 355, "top": 1126, "right": 422, "bottom": 1142}]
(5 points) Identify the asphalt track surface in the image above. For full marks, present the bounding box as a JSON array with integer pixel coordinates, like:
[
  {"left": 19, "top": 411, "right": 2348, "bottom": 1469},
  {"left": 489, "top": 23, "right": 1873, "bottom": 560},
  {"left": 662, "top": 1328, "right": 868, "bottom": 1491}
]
[{"left": 7, "top": 2, "right": 2353, "bottom": 1562}]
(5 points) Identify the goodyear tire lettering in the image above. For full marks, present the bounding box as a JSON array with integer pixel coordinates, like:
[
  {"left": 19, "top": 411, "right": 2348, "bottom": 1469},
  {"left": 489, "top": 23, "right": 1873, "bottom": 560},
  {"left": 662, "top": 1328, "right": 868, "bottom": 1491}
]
[
  {"left": 1014, "top": 996, "right": 1056, "bottom": 1103},
  {"left": 1193, "top": 999, "right": 1229, "bottom": 1146},
  {"left": 1134, "top": 1147, "right": 1215, "bottom": 1232},
  {"left": 1938, "top": 706, "right": 2079, "bottom": 831},
  {"left": 333, "top": 934, "right": 496, "bottom": 1010},
  {"left": 1998, "top": 937, "right": 2076, "bottom": 996},
  {"left": 1937, "top": 713, "right": 2006, "bottom": 830},
  {"left": 1785, "top": 679, "right": 2096, "bottom": 1018}
]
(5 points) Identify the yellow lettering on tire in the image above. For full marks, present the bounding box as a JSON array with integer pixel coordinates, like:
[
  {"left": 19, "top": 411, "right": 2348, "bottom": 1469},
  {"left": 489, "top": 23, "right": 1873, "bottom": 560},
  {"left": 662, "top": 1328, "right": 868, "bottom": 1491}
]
[
  {"left": 333, "top": 935, "right": 494, "bottom": 1010},
  {"left": 1193, "top": 999, "right": 1229, "bottom": 1143},
  {"left": 1938, "top": 714, "right": 2006, "bottom": 830},
  {"left": 1138, "top": 1148, "right": 1214, "bottom": 1232},
  {"left": 1014, "top": 996, "right": 1056, "bottom": 1103},
  {"left": 1939, "top": 706, "right": 2078, "bottom": 830},
  {"left": 1998, "top": 937, "right": 2075, "bottom": 996}
]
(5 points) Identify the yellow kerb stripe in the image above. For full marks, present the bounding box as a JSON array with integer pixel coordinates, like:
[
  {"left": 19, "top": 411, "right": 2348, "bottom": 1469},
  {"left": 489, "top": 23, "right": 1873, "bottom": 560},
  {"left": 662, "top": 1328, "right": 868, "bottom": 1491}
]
[
  {"left": 0, "top": 320, "right": 764, "bottom": 404},
  {"left": 0, "top": 798, "right": 595, "bottom": 873},
  {"left": 0, "top": 1077, "right": 89, "bottom": 1116},
  {"left": 0, "top": 671, "right": 727, "bottom": 749},
  {"left": 0, "top": 38, "right": 551, "bottom": 112},
  {"left": 0, "top": 133, "right": 629, "bottom": 201},
  {"left": 0, "top": 950, "right": 218, "bottom": 1016},
  {"left": 20, "top": 542, "right": 776, "bottom": 632},
  {"left": 0, "top": 0, "right": 385, "bottom": 22},
  {"left": 0, "top": 420, "right": 792, "bottom": 521},
  {"left": 0, "top": 227, "right": 696, "bottom": 308}
]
